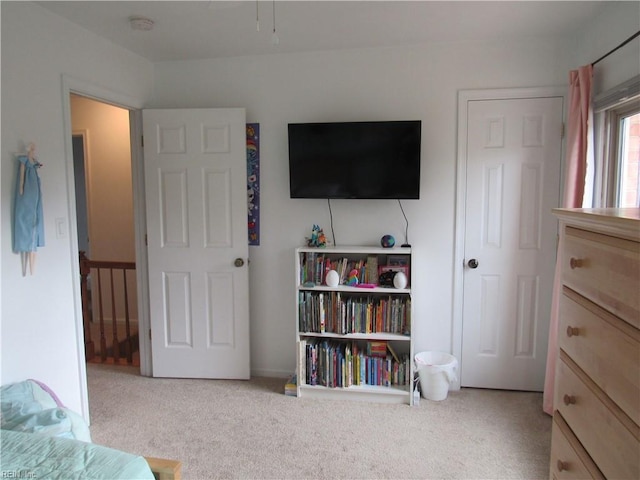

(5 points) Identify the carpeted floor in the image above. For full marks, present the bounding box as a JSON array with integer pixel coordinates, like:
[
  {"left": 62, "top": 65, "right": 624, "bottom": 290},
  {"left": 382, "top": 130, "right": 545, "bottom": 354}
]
[{"left": 87, "top": 363, "right": 551, "bottom": 479}]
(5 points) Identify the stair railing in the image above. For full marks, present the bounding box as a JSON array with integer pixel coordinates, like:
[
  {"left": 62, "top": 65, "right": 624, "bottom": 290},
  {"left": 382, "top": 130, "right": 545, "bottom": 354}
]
[{"left": 79, "top": 251, "right": 137, "bottom": 364}]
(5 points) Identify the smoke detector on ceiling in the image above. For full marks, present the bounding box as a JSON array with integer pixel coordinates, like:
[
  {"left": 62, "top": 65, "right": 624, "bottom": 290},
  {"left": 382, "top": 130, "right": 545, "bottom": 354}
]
[{"left": 129, "top": 16, "right": 154, "bottom": 31}]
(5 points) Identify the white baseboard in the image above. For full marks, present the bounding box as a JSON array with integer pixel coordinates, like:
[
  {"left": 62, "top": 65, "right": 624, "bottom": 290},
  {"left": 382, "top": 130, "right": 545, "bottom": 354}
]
[{"left": 250, "top": 367, "right": 292, "bottom": 379}]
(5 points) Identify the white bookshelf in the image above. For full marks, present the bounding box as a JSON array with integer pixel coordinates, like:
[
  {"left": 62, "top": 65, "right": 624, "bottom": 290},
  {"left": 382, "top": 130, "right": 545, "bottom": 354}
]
[{"left": 295, "top": 246, "right": 414, "bottom": 405}]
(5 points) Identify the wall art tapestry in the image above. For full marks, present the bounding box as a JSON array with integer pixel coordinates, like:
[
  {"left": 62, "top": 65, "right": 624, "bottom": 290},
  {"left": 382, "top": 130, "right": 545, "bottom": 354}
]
[{"left": 247, "top": 123, "right": 260, "bottom": 245}]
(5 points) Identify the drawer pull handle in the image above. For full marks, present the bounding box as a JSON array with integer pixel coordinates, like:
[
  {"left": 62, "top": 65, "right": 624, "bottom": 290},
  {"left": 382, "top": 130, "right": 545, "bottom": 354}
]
[
  {"left": 563, "top": 394, "right": 576, "bottom": 406},
  {"left": 566, "top": 326, "right": 579, "bottom": 337},
  {"left": 569, "top": 257, "right": 583, "bottom": 269},
  {"left": 557, "top": 460, "right": 568, "bottom": 472}
]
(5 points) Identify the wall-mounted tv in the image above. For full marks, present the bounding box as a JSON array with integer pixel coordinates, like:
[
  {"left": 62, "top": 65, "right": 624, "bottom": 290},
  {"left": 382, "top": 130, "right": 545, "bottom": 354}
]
[{"left": 288, "top": 120, "right": 421, "bottom": 199}]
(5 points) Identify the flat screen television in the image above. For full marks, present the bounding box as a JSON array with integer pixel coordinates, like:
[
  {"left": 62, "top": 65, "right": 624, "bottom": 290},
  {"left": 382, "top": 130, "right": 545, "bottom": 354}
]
[{"left": 288, "top": 120, "right": 421, "bottom": 199}]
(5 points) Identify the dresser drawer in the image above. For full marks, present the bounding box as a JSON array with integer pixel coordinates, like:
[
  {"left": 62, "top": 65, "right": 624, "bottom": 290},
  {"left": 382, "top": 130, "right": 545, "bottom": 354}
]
[
  {"left": 562, "top": 226, "right": 640, "bottom": 329},
  {"left": 550, "top": 412, "right": 604, "bottom": 480},
  {"left": 559, "top": 287, "right": 640, "bottom": 425},
  {"left": 555, "top": 353, "right": 640, "bottom": 480}
]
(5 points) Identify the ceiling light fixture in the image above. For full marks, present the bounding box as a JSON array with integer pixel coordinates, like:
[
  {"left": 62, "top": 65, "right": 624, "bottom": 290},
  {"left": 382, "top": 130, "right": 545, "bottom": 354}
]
[
  {"left": 272, "top": 0, "right": 279, "bottom": 45},
  {"left": 129, "top": 16, "right": 154, "bottom": 31}
]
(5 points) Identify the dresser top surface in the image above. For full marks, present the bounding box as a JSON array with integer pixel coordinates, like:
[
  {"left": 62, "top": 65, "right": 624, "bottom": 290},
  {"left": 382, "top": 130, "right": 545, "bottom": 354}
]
[
  {"left": 554, "top": 208, "right": 639, "bottom": 221},
  {"left": 553, "top": 208, "right": 640, "bottom": 240}
]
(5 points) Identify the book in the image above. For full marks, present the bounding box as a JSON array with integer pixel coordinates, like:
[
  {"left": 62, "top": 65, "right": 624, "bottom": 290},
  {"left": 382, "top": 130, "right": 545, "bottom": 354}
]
[
  {"left": 298, "top": 339, "right": 307, "bottom": 385},
  {"left": 366, "top": 255, "right": 378, "bottom": 284},
  {"left": 319, "top": 293, "right": 325, "bottom": 333},
  {"left": 284, "top": 373, "right": 297, "bottom": 396},
  {"left": 367, "top": 340, "right": 387, "bottom": 358},
  {"left": 386, "top": 342, "right": 400, "bottom": 363},
  {"left": 315, "top": 254, "right": 325, "bottom": 284},
  {"left": 338, "top": 257, "right": 348, "bottom": 284}
]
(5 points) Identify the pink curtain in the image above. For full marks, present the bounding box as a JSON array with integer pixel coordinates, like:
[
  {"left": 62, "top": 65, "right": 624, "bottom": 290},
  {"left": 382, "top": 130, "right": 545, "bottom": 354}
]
[{"left": 543, "top": 64, "right": 593, "bottom": 415}]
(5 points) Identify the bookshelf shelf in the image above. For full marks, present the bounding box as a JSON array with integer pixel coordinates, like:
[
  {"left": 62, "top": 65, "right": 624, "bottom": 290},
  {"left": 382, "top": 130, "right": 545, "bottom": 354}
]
[
  {"left": 298, "top": 383, "right": 410, "bottom": 404},
  {"left": 297, "top": 285, "right": 411, "bottom": 294},
  {"left": 299, "top": 332, "right": 410, "bottom": 342},
  {"left": 295, "top": 246, "right": 415, "bottom": 405}
]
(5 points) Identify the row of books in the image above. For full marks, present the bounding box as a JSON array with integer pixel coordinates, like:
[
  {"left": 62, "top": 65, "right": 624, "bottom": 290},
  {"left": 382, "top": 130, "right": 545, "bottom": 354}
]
[
  {"left": 299, "top": 339, "right": 410, "bottom": 388},
  {"left": 298, "top": 291, "right": 411, "bottom": 335},
  {"left": 299, "top": 252, "right": 379, "bottom": 286}
]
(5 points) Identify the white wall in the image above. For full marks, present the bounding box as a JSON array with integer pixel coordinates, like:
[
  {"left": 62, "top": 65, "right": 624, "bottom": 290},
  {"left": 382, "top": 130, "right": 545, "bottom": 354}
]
[
  {"left": 0, "top": 2, "right": 153, "bottom": 417},
  {"left": 151, "top": 37, "right": 574, "bottom": 377},
  {"left": 569, "top": 1, "right": 640, "bottom": 96},
  {"left": 71, "top": 95, "right": 135, "bottom": 262},
  {"left": 1, "top": 1, "right": 636, "bottom": 416},
  {"left": 70, "top": 95, "right": 138, "bottom": 322},
  {"left": 152, "top": 2, "right": 638, "bottom": 378}
]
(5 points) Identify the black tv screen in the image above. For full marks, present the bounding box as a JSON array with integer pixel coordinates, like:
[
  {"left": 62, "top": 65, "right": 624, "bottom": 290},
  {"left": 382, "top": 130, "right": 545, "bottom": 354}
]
[{"left": 288, "top": 120, "right": 421, "bottom": 199}]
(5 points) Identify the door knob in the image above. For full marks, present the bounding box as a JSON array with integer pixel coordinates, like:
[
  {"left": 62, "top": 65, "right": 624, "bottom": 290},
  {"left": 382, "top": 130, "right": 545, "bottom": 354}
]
[
  {"left": 467, "top": 259, "right": 479, "bottom": 269},
  {"left": 234, "top": 258, "right": 245, "bottom": 267}
]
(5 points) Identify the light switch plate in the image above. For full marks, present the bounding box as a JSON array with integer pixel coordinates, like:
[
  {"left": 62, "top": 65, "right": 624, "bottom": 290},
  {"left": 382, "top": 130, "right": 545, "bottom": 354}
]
[{"left": 55, "top": 217, "right": 67, "bottom": 239}]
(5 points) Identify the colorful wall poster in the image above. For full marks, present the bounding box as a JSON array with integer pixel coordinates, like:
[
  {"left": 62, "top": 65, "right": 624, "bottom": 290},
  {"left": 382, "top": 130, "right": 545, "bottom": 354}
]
[{"left": 247, "top": 123, "right": 260, "bottom": 245}]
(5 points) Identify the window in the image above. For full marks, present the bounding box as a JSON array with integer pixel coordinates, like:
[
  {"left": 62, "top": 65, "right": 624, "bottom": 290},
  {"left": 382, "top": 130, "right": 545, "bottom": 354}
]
[
  {"left": 617, "top": 110, "right": 640, "bottom": 207},
  {"left": 590, "top": 76, "right": 640, "bottom": 207}
]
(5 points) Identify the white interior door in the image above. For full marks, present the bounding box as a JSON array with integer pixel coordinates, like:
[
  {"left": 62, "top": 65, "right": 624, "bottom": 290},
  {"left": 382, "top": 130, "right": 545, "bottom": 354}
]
[
  {"left": 460, "top": 95, "right": 563, "bottom": 391},
  {"left": 143, "top": 108, "right": 249, "bottom": 379}
]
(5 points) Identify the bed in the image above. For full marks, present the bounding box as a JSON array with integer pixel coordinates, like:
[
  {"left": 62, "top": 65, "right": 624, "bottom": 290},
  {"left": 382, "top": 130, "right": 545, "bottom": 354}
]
[{"left": 0, "top": 380, "right": 180, "bottom": 480}]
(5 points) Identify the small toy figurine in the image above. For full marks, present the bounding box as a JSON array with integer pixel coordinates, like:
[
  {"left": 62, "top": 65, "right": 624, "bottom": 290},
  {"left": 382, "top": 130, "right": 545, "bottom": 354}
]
[
  {"left": 346, "top": 269, "right": 359, "bottom": 286},
  {"left": 307, "top": 224, "right": 319, "bottom": 247},
  {"left": 317, "top": 229, "right": 326, "bottom": 247},
  {"left": 306, "top": 224, "right": 326, "bottom": 248}
]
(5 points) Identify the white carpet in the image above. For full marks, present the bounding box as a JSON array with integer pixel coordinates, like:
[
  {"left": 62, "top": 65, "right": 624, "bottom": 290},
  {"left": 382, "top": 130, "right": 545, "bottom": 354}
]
[{"left": 87, "top": 364, "right": 551, "bottom": 479}]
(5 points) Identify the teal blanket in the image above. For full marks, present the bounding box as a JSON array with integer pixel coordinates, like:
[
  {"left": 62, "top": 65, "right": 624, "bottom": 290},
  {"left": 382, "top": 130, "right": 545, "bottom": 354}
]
[
  {"left": 0, "top": 430, "right": 155, "bottom": 480},
  {"left": 1, "top": 380, "right": 90, "bottom": 442},
  {"left": 1, "top": 380, "right": 154, "bottom": 479}
]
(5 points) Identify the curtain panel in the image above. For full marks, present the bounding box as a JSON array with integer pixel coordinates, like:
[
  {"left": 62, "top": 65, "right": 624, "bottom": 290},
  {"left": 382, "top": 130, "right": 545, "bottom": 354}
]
[{"left": 543, "top": 64, "right": 593, "bottom": 415}]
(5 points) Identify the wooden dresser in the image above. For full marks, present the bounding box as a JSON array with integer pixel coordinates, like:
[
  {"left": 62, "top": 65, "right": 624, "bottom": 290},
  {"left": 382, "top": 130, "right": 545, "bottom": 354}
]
[{"left": 550, "top": 208, "right": 640, "bottom": 480}]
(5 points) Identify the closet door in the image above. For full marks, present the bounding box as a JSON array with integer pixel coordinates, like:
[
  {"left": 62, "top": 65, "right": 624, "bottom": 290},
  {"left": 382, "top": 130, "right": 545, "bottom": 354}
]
[{"left": 460, "top": 95, "right": 563, "bottom": 390}]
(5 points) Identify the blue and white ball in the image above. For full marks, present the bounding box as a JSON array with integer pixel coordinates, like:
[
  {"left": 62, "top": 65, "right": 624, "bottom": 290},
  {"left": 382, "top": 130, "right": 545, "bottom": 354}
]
[{"left": 381, "top": 235, "right": 395, "bottom": 248}]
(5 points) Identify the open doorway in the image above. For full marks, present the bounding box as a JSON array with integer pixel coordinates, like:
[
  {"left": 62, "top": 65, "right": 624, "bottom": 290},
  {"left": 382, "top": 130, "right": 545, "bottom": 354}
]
[{"left": 70, "top": 94, "right": 140, "bottom": 368}]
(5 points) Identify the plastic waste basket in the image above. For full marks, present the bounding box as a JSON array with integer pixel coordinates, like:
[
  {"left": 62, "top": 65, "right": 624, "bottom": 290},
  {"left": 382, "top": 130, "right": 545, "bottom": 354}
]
[{"left": 415, "top": 351, "right": 458, "bottom": 401}]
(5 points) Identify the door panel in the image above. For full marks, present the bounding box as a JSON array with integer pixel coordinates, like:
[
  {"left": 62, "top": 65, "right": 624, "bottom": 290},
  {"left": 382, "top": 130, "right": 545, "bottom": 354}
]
[
  {"left": 143, "top": 108, "right": 249, "bottom": 379},
  {"left": 461, "top": 97, "right": 563, "bottom": 390}
]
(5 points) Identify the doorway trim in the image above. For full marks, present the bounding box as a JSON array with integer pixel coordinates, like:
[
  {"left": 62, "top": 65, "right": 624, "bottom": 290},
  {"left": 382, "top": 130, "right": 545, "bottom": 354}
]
[
  {"left": 128, "top": 109, "right": 152, "bottom": 377},
  {"left": 61, "top": 75, "right": 149, "bottom": 421},
  {"left": 72, "top": 130, "right": 91, "bottom": 257},
  {"left": 452, "top": 86, "right": 566, "bottom": 390}
]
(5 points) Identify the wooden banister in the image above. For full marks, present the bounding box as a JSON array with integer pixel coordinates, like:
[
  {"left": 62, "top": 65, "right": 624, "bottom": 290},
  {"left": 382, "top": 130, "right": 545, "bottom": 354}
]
[{"left": 79, "top": 251, "right": 137, "bottom": 365}]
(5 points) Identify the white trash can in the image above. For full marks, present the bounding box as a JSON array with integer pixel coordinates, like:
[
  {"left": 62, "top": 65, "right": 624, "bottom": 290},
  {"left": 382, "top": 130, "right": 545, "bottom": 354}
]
[{"left": 415, "top": 351, "right": 458, "bottom": 401}]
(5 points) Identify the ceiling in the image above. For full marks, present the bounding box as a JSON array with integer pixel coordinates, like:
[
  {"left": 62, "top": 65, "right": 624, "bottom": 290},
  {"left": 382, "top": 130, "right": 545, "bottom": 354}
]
[{"left": 37, "top": 1, "right": 610, "bottom": 62}]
